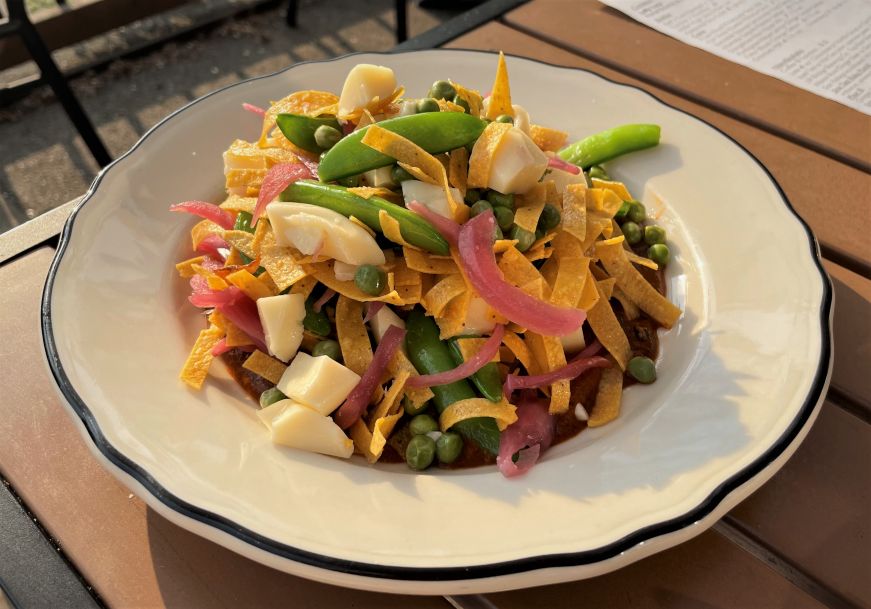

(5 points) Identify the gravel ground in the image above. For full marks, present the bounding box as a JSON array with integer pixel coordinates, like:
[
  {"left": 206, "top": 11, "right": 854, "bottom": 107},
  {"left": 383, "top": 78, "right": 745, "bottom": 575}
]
[{"left": 0, "top": 0, "right": 460, "bottom": 234}]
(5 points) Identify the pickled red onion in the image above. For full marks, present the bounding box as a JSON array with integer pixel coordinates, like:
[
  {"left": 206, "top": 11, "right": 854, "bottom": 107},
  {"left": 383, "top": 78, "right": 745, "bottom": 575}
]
[
  {"left": 503, "top": 342, "right": 608, "bottom": 397},
  {"left": 170, "top": 201, "right": 235, "bottom": 229},
  {"left": 189, "top": 285, "right": 242, "bottom": 308},
  {"left": 251, "top": 163, "right": 314, "bottom": 224},
  {"left": 457, "top": 212, "right": 586, "bottom": 336},
  {"left": 363, "top": 301, "right": 385, "bottom": 323},
  {"left": 547, "top": 156, "right": 581, "bottom": 175},
  {"left": 216, "top": 293, "right": 267, "bottom": 352},
  {"left": 211, "top": 338, "right": 255, "bottom": 356},
  {"left": 406, "top": 325, "right": 505, "bottom": 389},
  {"left": 496, "top": 398, "right": 555, "bottom": 478},
  {"left": 242, "top": 103, "right": 266, "bottom": 117},
  {"left": 195, "top": 234, "right": 230, "bottom": 260},
  {"left": 312, "top": 288, "right": 336, "bottom": 313},
  {"left": 334, "top": 324, "right": 406, "bottom": 429},
  {"left": 407, "top": 200, "right": 459, "bottom": 245}
]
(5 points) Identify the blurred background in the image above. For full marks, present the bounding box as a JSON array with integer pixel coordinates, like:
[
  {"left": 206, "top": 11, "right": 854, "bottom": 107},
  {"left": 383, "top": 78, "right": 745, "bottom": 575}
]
[{"left": 0, "top": 0, "right": 476, "bottom": 234}]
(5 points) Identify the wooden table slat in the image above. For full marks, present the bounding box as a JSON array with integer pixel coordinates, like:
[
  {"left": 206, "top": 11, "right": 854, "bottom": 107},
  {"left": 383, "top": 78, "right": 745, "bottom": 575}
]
[
  {"left": 504, "top": 0, "right": 871, "bottom": 171},
  {"left": 825, "top": 262, "right": 871, "bottom": 413}
]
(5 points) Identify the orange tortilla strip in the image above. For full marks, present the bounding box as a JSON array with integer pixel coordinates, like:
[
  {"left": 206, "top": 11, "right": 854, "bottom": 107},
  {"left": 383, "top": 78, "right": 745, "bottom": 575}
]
[
  {"left": 525, "top": 332, "right": 571, "bottom": 413},
  {"left": 251, "top": 217, "right": 272, "bottom": 259},
  {"left": 190, "top": 219, "right": 224, "bottom": 250},
  {"left": 349, "top": 419, "right": 376, "bottom": 461},
  {"left": 550, "top": 257, "right": 590, "bottom": 307},
  {"left": 335, "top": 295, "right": 373, "bottom": 376},
  {"left": 596, "top": 237, "right": 682, "bottom": 328},
  {"left": 179, "top": 326, "right": 224, "bottom": 389},
  {"left": 348, "top": 186, "right": 395, "bottom": 201},
  {"left": 586, "top": 280, "right": 631, "bottom": 370},
  {"left": 219, "top": 194, "right": 257, "bottom": 213},
  {"left": 485, "top": 52, "right": 513, "bottom": 120},
  {"left": 378, "top": 209, "right": 413, "bottom": 248},
  {"left": 449, "top": 81, "right": 483, "bottom": 118},
  {"left": 307, "top": 261, "right": 404, "bottom": 305},
  {"left": 289, "top": 274, "right": 318, "bottom": 300},
  {"left": 191, "top": 263, "right": 228, "bottom": 290},
  {"left": 591, "top": 178, "right": 633, "bottom": 202},
  {"left": 260, "top": 244, "right": 309, "bottom": 292},
  {"left": 222, "top": 230, "right": 256, "bottom": 259},
  {"left": 176, "top": 256, "right": 205, "bottom": 278},
  {"left": 513, "top": 183, "right": 546, "bottom": 233},
  {"left": 529, "top": 124, "right": 568, "bottom": 152},
  {"left": 388, "top": 350, "right": 434, "bottom": 411},
  {"left": 369, "top": 412, "right": 403, "bottom": 463},
  {"left": 242, "top": 350, "right": 287, "bottom": 384},
  {"left": 210, "top": 309, "right": 254, "bottom": 347},
  {"left": 258, "top": 90, "right": 339, "bottom": 147},
  {"left": 439, "top": 397, "right": 517, "bottom": 432},
  {"left": 422, "top": 274, "right": 467, "bottom": 318},
  {"left": 467, "top": 121, "right": 512, "bottom": 189},
  {"left": 588, "top": 366, "right": 623, "bottom": 427},
  {"left": 449, "top": 147, "right": 469, "bottom": 195},
  {"left": 435, "top": 288, "right": 471, "bottom": 339},
  {"left": 225, "top": 269, "right": 275, "bottom": 300},
  {"left": 368, "top": 371, "right": 411, "bottom": 425},
  {"left": 613, "top": 285, "right": 641, "bottom": 320},
  {"left": 562, "top": 184, "right": 587, "bottom": 243}
]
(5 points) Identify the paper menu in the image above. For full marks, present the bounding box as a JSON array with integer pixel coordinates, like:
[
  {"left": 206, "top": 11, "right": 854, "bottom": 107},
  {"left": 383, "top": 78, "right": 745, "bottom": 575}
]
[{"left": 600, "top": 0, "right": 871, "bottom": 116}]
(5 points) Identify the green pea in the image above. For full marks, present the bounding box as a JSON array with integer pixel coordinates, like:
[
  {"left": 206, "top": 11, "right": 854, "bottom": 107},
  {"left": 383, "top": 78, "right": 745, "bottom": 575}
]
[
  {"left": 405, "top": 434, "right": 436, "bottom": 470},
  {"left": 622, "top": 221, "right": 642, "bottom": 245},
  {"left": 259, "top": 387, "right": 286, "bottom": 408},
  {"left": 486, "top": 190, "right": 515, "bottom": 209},
  {"left": 627, "top": 200, "right": 646, "bottom": 224},
  {"left": 588, "top": 165, "right": 610, "bottom": 180},
  {"left": 464, "top": 188, "right": 482, "bottom": 205},
  {"left": 452, "top": 95, "right": 470, "bottom": 113},
  {"left": 535, "top": 228, "right": 545, "bottom": 241},
  {"left": 644, "top": 225, "right": 667, "bottom": 245},
  {"left": 303, "top": 296, "right": 331, "bottom": 336},
  {"left": 470, "top": 199, "right": 493, "bottom": 217},
  {"left": 510, "top": 225, "right": 536, "bottom": 252},
  {"left": 494, "top": 206, "right": 514, "bottom": 230},
  {"left": 436, "top": 432, "right": 463, "bottom": 464},
  {"left": 493, "top": 225, "right": 504, "bottom": 240},
  {"left": 537, "top": 204, "right": 561, "bottom": 231},
  {"left": 403, "top": 396, "right": 428, "bottom": 416},
  {"left": 392, "top": 165, "right": 415, "bottom": 183},
  {"left": 614, "top": 200, "right": 632, "bottom": 222},
  {"left": 409, "top": 414, "right": 439, "bottom": 436},
  {"left": 627, "top": 356, "right": 656, "bottom": 384},
  {"left": 312, "top": 339, "right": 341, "bottom": 361},
  {"left": 428, "top": 80, "right": 456, "bottom": 101},
  {"left": 416, "top": 97, "right": 440, "bottom": 113},
  {"left": 495, "top": 114, "right": 514, "bottom": 124},
  {"left": 647, "top": 243, "right": 670, "bottom": 266},
  {"left": 337, "top": 174, "right": 360, "bottom": 188},
  {"left": 314, "top": 124, "right": 342, "bottom": 150},
  {"left": 233, "top": 211, "right": 254, "bottom": 234},
  {"left": 354, "top": 264, "right": 387, "bottom": 296}
]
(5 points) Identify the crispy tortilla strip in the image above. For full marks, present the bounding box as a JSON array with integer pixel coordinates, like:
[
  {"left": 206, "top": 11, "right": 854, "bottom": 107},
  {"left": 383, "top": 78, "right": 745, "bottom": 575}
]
[
  {"left": 498, "top": 246, "right": 544, "bottom": 290},
  {"left": 398, "top": 162, "right": 438, "bottom": 185},
  {"left": 349, "top": 419, "right": 376, "bottom": 461},
  {"left": 529, "top": 124, "right": 568, "bottom": 152},
  {"left": 526, "top": 332, "right": 571, "bottom": 413},
  {"left": 583, "top": 215, "right": 614, "bottom": 252},
  {"left": 176, "top": 255, "right": 206, "bottom": 278},
  {"left": 502, "top": 331, "right": 534, "bottom": 373},
  {"left": 421, "top": 274, "right": 467, "bottom": 317},
  {"left": 439, "top": 397, "right": 517, "bottom": 432},
  {"left": 378, "top": 209, "right": 413, "bottom": 248},
  {"left": 577, "top": 267, "right": 601, "bottom": 311},
  {"left": 562, "top": 184, "right": 587, "bottom": 243},
  {"left": 598, "top": 277, "right": 616, "bottom": 300},
  {"left": 467, "top": 121, "right": 512, "bottom": 189},
  {"left": 251, "top": 217, "right": 272, "bottom": 258},
  {"left": 190, "top": 219, "right": 224, "bottom": 250},
  {"left": 524, "top": 242, "right": 552, "bottom": 262},
  {"left": 493, "top": 239, "right": 519, "bottom": 253},
  {"left": 261, "top": 244, "right": 309, "bottom": 291},
  {"left": 435, "top": 289, "right": 471, "bottom": 339},
  {"left": 361, "top": 125, "right": 466, "bottom": 221},
  {"left": 339, "top": 86, "right": 404, "bottom": 122},
  {"left": 219, "top": 194, "right": 257, "bottom": 213},
  {"left": 392, "top": 257, "right": 421, "bottom": 287},
  {"left": 224, "top": 248, "right": 245, "bottom": 267},
  {"left": 179, "top": 326, "right": 224, "bottom": 389},
  {"left": 225, "top": 269, "right": 275, "bottom": 300},
  {"left": 289, "top": 275, "right": 318, "bottom": 300},
  {"left": 450, "top": 81, "right": 484, "bottom": 117},
  {"left": 613, "top": 285, "right": 641, "bottom": 320},
  {"left": 591, "top": 178, "right": 632, "bottom": 202},
  {"left": 348, "top": 186, "right": 394, "bottom": 201},
  {"left": 513, "top": 183, "right": 546, "bottom": 233},
  {"left": 455, "top": 337, "right": 501, "bottom": 363},
  {"left": 307, "top": 261, "right": 404, "bottom": 305},
  {"left": 348, "top": 215, "right": 377, "bottom": 238},
  {"left": 368, "top": 412, "right": 403, "bottom": 463},
  {"left": 242, "top": 350, "right": 287, "bottom": 384},
  {"left": 587, "top": 280, "right": 631, "bottom": 370},
  {"left": 449, "top": 147, "right": 469, "bottom": 195},
  {"left": 336, "top": 295, "right": 373, "bottom": 376},
  {"left": 191, "top": 263, "right": 228, "bottom": 290},
  {"left": 485, "top": 52, "right": 513, "bottom": 120},
  {"left": 388, "top": 350, "right": 434, "bottom": 411},
  {"left": 356, "top": 109, "right": 376, "bottom": 130},
  {"left": 552, "top": 230, "right": 584, "bottom": 260},
  {"left": 550, "top": 256, "right": 590, "bottom": 307},
  {"left": 596, "top": 237, "right": 681, "bottom": 328},
  {"left": 368, "top": 371, "right": 411, "bottom": 425},
  {"left": 436, "top": 98, "right": 467, "bottom": 113},
  {"left": 222, "top": 230, "right": 256, "bottom": 259},
  {"left": 625, "top": 249, "right": 659, "bottom": 271},
  {"left": 258, "top": 90, "right": 339, "bottom": 147},
  {"left": 588, "top": 366, "right": 623, "bottom": 427},
  {"left": 586, "top": 187, "right": 624, "bottom": 217}
]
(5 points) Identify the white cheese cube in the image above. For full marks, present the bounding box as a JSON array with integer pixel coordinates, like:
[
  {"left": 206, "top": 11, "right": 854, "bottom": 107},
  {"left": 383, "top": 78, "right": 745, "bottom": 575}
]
[
  {"left": 487, "top": 127, "right": 548, "bottom": 194},
  {"left": 276, "top": 352, "right": 361, "bottom": 416},
  {"left": 333, "top": 260, "right": 359, "bottom": 282},
  {"left": 369, "top": 305, "right": 405, "bottom": 343},
  {"left": 401, "top": 181, "right": 462, "bottom": 219},
  {"left": 267, "top": 202, "right": 385, "bottom": 266},
  {"left": 257, "top": 399, "right": 353, "bottom": 459},
  {"left": 362, "top": 166, "right": 395, "bottom": 188},
  {"left": 338, "top": 64, "right": 396, "bottom": 118},
  {"left": 256, "top": 293, "right": 306, "bottom": 362},
  {"left": 461, "top": 297, "right": 498, "bottom": 335},
  {"left": 560, "top": 327, "right": 586, "bottom": 354}
]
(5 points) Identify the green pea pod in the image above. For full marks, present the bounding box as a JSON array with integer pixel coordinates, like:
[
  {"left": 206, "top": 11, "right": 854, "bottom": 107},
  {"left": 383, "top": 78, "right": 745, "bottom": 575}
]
[
  {"left": 318, "top": 112, "right": 487, "bottom": 182},
  {"left": 303, "top": 295, "right": 331, "bottom": 336},
  {"left": 233, "top": 210, "right": 255, "bottom": 234},
  {"left": 275, "top": 113, "right": 342, "bottom": 154},
  {"left": 448, "top": 337, "right": 503, "bottom": 403},
  {"left": 280, "top": 180, "right": 449, "bottom": 255},
  {"left": 405, "top": 309, "right": 501, "bottom": 456},
  {"left": 558, "top": 124, "right": 661, "bottom": 169}
]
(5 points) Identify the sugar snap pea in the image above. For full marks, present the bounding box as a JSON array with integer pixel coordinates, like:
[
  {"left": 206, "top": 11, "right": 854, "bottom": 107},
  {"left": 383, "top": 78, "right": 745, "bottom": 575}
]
[
  {"left": 280, "top": 180, "right": 449, "bottom": 255},
  {"left": 405, "top": 309, "right": 501, "bottom": 455},
  {"left": 275, "top": 113, "right": 342, "bottom": 154},
  {"left": 448, "top": 337, "right": 503, "bottom": 403},
  {"left": 559, "top": 124, "right": 661, "bottom": 169},
  {"left": 317, "top": 112, "right": 487, "bottom": 182}
]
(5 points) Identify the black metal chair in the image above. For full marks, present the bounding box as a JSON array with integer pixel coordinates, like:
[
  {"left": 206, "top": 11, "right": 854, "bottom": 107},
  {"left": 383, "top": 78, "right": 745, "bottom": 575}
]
[{"left": 0, "top": 0, "right": 112, "bottom": 167}]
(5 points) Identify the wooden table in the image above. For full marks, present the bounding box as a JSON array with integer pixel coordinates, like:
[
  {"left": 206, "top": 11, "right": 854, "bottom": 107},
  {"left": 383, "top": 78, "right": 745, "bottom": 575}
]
[{"left": 1, "top": 1, "right": 869, "bottom": 607}]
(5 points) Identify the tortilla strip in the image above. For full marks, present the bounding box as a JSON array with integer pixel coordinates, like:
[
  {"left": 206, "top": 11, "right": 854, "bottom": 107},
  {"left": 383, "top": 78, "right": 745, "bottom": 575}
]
[
  {"left": 550, "top": 256, "right": 590, "bottom": 307},
  {"left": 349, "top": 419, "right": 376, "bottom": 461},
  {"left": 421, "top": 274, "right": 467, "bottom": 318},
  {"left": 613, "top": 285, "right": 641, "bottom": 320},
  {"left": 388, "top": 350, "right": 434, "bottom": 411},
  {"left": 529, "top": 124, "right": 568, "bottom": 152},
  {"left": 498, "top": 246, "right": 544, "bottom": 290},
  {"left": 439, "top": 397, "right": 517, "bottom": 432},
  {"left": 562, "top": 184, "right": 587, "bottom": 243},
  {"left": 449, "top": 81, "right": 483, "bottom": 118},
  {"left": 625, "top": 249, "right": 659, "bottom": 271},
  {"left": 242, "top": 350, "right": 287, "bottom": 384},
  {"left": 586, "top": 280, "right": 631, "bottom": 370},
  {"left": 307, "top": 261, "right": 405, "bottom": 305},
  {"left": 190, "top": 219, "right": 224, "bottom": 250},
  {"left": 250, "top": 217, "right": 272, "bottom": 259},
  {"left": 219, "top": 194, "right": 257, "bottom": 213},
  {"left": 378, "top": 209, "right": 414, "bottom": 248},
  {"left": 222, "top": 230, "right": 256, "bottom": 259},
  {"left": 260, "top": 244, "right": 309, "bottom": 291},
  {"left": 179, "top": 326, "right": 224, "bottom": 389},
  {"left": 367, "top": 371, "right": 411, "bottom": 425},
  {"left": 335, "top": 295, "right": 373, "bottom": 376},
  {"left": 402, "top": 247, "right": 458, "bottom": 274},
  {"left": 513, "top": 183, "right": 546, "bottom": 233},
  {"left": 596, "top": 237, "right": 682, "bottom": 328},
  {"left": 369, "top": 412, "right": 404, "bottom": 463},
  {"left": 525, "top": 332, "right": 571, "bottom": 413},
  {"left": 225, "top": 269, "right": 275, "bottom": 300},
  {"left": 591, "top": 178, "right": 633, "bottom": 202},
  {"left": 449, "top": 147, "right": 469, "bottom": 195},
  {"left": 588, "top": 366, "right": 623, "bottom": 427},
  {"left": 289, "top": 275, "right": 318, "bottom": 300},
  {"left": 485, "top": 52, "right": 513, "bottom": 120},
  {"left": 435, "top": 288, "right": 471, "bottom": 340}
]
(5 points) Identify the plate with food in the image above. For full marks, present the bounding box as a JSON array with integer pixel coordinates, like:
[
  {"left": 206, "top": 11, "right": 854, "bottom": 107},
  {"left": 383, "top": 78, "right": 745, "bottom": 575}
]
[{"left": 41, "top": 50, "right": 831, "bottom": 594}]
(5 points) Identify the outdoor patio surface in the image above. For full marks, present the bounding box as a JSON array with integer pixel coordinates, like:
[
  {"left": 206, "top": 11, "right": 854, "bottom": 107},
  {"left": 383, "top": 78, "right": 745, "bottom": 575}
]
[{"left": 0, "top": 0, "right": 460, "bottom": 234}]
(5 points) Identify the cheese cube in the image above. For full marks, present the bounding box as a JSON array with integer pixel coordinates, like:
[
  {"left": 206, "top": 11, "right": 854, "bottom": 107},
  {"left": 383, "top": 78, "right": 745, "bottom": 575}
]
[
  {"left": 338, "top": 64, "right": 396, "bottom": 117},
  {"left": 369, "top": 305, "right": 405, "bottom": 343},
  {"left": 560, "top": 327, "right": 586, "bottom": 354},
  {"left": 401, "top": 181, "right": 462, "bottom": 219},
  {"left": 276, "top": 352, "right": 361, "bottom": 415},
  {"left": 257, "top": 399, "right": 353, "bottom": 459},
  {"left": 256, "top": 293, "right": 305, "bottom": 362},
  {"left": 488, "top": 127, "right": 548, "bottom": 194}
]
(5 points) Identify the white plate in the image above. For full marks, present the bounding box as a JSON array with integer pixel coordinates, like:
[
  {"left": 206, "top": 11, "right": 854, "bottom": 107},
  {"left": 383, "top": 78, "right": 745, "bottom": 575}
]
[{"left": 41, "top": 50, "right": 832, "bottom": 595}]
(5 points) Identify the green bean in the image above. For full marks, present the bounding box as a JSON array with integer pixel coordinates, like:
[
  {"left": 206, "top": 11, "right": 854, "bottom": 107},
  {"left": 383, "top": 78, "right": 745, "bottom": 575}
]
[
  {"left": 404, "top": 309, "right": 501, "bottom": 455},
  {"left": 405, "top": 435, "right": 436, "bottom": 470},
  {"left": 233, "top": 210, "right": 255, "bottom": 234},
  {"left": 448, "top": 337, "right": 503, "bottom": 402},
  {"left": 318, "top": 112, "right": 486, "bottom": 181},
  {"left": 614, "top": 200, "right": 632, "bottom": 222},
  {"left": 275, "top": 113, "right": 342, "bottom": 154},
  {"left": 436, "top": 432, "right": 463, "bottom": 464},
  {"left": 559, "top": 124, "right": 661, "bottom": 168},
  {"left": 588, "top": 165, "right": 610, "bottom": 180},
  {"left": 280, "top": 181, "right": 449, "bottom": 255},
  {"left": 303, "top": 295, "right": 331, "bottom": 336}
]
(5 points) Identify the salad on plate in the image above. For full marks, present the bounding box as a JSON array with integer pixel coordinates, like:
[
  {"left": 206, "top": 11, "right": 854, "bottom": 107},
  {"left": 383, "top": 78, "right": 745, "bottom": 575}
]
[{"left": 170, "top": 53, "right": 681, "bottom": 477}]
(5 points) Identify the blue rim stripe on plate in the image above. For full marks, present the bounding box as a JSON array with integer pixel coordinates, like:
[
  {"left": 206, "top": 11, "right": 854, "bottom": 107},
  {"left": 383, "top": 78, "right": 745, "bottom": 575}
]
[{"left": 40, "top": 49, "right": 833, "bottom": 581}]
